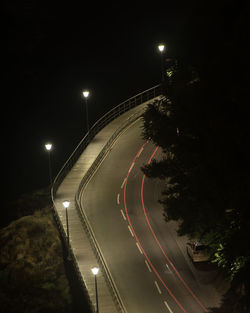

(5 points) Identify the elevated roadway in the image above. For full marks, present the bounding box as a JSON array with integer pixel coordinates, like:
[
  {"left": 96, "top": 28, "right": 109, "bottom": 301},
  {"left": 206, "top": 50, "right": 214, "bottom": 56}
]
[
  {"left": 81, "top": 118, "right": 222, "bottom": 312},
  {"left": 52, "top": 85, "right": 162, "bottom": 312},
  {"left": 52, "top": 85, "right": 223, "bottom": 312}
]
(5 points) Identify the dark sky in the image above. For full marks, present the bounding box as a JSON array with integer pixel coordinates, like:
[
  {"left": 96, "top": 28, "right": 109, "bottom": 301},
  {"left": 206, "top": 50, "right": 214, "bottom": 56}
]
[{"left": 5, "top": 0, "right": 245, "bottom": 202}]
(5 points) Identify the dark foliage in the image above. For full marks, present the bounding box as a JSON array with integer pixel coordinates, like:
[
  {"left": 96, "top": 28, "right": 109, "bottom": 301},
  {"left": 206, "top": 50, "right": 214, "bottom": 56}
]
[
  {"left": 141, "top": 2, "right": 250, "bottom": 311},
  {"left": 0, "top": 194, "right": 92, "bottom": 313},
  {"left": 1, "top": 188, "right": 51, "bottom": 229}
]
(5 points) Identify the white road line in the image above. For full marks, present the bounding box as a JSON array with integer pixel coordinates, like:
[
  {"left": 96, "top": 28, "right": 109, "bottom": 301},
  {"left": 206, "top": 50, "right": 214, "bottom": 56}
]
[
  {"left": 117, "top": 193, "right": 120, "bottom": 205},
  {"left": 136, "top": 146, "right": 144, "bottom": 158},
  {"left": 121, "top": 177, "right": 127, "bottom": 189},
  {"left": 128, "top": 225, "right": 134, "bottom": 237},
  {"left": 166, "top": 263, "right": 172, "bottom": 273},
  {"left": 120, "top": 209, "right": 126, "bottom": 221},
  {"left": 145, "top": 259, "right": 152, "bottom": 272},
  {"left": 136, "top": 242, "right": 143, "bottom": 254},
  {"left": 164, "top": 301, "right": 174, "bottom": 313},
  {"left": 154, "top": 281, "right": 162, "bottom": 294},
  {"left": 128, "top": 162, "right": 135, "bottom": 173}
]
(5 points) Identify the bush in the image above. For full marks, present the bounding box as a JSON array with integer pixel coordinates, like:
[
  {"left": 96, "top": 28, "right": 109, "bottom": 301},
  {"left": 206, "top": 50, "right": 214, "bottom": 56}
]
[{"left": 0, "top": 207, "right": 73, "bottom": 313}]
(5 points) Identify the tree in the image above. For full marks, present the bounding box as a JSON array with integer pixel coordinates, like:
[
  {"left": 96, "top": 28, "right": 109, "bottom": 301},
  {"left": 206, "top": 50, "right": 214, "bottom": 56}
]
[{"left": 141, "top": 38, "right": 250, "bottom": 312}]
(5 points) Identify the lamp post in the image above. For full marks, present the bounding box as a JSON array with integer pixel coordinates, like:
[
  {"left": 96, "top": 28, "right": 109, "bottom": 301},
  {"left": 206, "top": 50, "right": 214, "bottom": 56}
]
[
  {"left": 157, "top": 43, "right": 166, "bottom": 83},
  {"left": 63, "top": 200, "right": 70, "bottom": 255},
  {"left": 45, "top": 143, "right": 52, "bottom": 186},
  {"left": 82, "top": 90, "right": 90, "bottom": 133},
  {"left": 91, "top": 267, "right": 99, "bottom": 313}
]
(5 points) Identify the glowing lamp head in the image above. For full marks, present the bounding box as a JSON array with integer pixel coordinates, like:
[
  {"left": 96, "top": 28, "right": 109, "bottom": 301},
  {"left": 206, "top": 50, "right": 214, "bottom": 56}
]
[
  {"left": 158, "top": 44, "right": 165, "bottom": 53},
  {"left": 45, "top": 143, "right": 52, "bottom": 151},
  {"left": 82, "top": 90, "right": 90, "bottom": 98},
  {"left": 91, "top": 267, "right": 99, "bottom": 275},
  {"left": 63, "top": 200, "right": 70, "bottom": 209}
]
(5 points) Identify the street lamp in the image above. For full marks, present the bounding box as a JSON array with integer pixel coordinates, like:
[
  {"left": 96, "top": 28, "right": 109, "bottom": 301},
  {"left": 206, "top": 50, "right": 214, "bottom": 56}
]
[
  {"left": 157, "top": 43, "right": 166, "bottom": 83},
  {"left": 158, "top": 44, "right": 165, "bottom": 53},
  {"left": 91, "top": 267, "right": 99, "bottom": 313},
  {"left": 45, "top": 143, "right": 53, "bottom": 186},
  {"left": 63, "top": 200, "right": 70, "bottom": 255},
  {"left": 82, "top": 90, "right": 90, "bottom": 133}
]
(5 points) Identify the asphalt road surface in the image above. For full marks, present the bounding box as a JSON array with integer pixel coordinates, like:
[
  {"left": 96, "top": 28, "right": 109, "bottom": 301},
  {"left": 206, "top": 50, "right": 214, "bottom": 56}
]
[{"left": 81, "top": 118, "right": 222, "bottom": 313}]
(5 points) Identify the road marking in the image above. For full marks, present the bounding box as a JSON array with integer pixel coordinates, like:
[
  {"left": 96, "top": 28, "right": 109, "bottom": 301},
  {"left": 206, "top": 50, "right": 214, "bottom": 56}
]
[
  {"left": 117, "top": 193, "right": 120, "bottom": 205},
  {"left": 164, "top": 301, "right": 174, "bottom": 313},
  {"left": 121, "top": 177, "right": 127, "bottom": 189},
  {"left": 128, "top": 225, "right": 134, "bottom": 237},
  {"left": 136, "top": 146, "right": 144, "bottom": 158},
  {"left": 145, "top": 259, "right": 152, "bottom": 272},
  {"left": 166, "top": 264, "right": 172, "bottom": 273},
  {"left": 120, "top": 209, "right": 126, "bottom": 220},
  {"left": 154, "top": 281, "right": 162, "bottom": 294},
  {"left": 123, "top": 142, "right": 189, "bottom": 313},
  {"left": 128, "top": 161, "right": 135, "bottom": 173},
  {"left": 136, "top": 242, "right": 143, "bottom": 254}
]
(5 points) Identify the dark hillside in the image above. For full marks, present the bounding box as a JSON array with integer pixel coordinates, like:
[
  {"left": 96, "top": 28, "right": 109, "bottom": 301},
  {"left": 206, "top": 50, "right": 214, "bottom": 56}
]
[{"left": 0, "top": 204, "right": 91, "bottom": 313}]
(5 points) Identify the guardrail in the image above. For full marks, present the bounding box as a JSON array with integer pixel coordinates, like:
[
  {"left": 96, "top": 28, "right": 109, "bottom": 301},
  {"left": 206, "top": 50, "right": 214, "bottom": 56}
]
[
  {"left": 51, "top": 83, "right": 163, "bottom": 312},
  {"left": 75, "top": 106, "right": 151, "bottom": 313},
  {"left": 51, "top": 84, "right": 162, "bottom": 198}
]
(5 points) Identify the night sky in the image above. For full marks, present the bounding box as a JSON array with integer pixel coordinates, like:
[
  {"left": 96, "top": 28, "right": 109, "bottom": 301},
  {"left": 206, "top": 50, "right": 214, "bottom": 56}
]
[{"left": 5, "top": 1, "right": 245, "bottom": 203}]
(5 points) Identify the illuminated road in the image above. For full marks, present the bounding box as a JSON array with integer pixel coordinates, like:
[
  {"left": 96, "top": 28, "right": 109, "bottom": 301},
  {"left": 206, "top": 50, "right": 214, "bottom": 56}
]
[{"left": 81, "top": 119, "right": 222, "bottom": 312}]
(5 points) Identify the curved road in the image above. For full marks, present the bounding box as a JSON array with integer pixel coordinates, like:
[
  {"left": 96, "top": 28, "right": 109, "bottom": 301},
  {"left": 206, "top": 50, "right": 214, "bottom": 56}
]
[{"left": 81, "top": 118, "right": 221, "bottom": 312}]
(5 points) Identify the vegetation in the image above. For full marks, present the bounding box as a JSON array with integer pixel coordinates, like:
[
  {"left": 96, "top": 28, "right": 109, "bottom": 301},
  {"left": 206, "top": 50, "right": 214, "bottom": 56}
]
[
  {"left": 141, "top": 3, "right": 250, "bottom": 312},
  {"left": 0, "top": 192, "right": 91, "bottom": 313},
  {"left": 1, "top": 188, "right": 50, "bottom": 229}
]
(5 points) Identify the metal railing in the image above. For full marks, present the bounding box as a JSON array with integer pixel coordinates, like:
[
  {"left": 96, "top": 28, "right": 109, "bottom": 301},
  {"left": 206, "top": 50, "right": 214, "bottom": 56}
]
[
  {"left": 75, "top": 106, "right": 150, "bottom": 313},
  {"left": 51, "top": 203, "right": 94, "bottom": 311},
  {"left": 51, "top": 84, "right": 162, "bottom": 198},
  {"left": 51, "top": 84, "right": 163, "bottom": 312}
]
